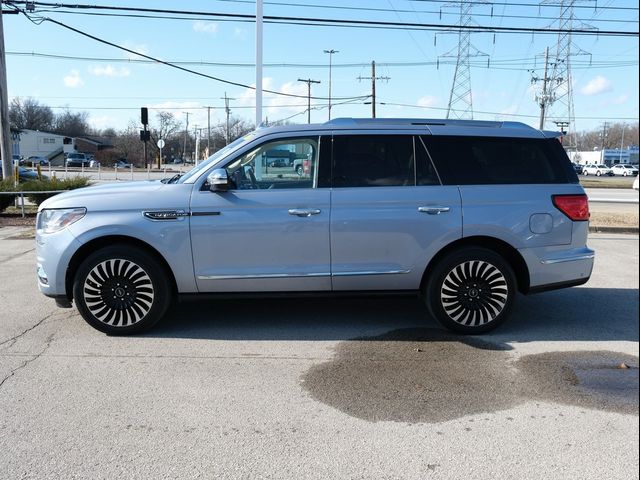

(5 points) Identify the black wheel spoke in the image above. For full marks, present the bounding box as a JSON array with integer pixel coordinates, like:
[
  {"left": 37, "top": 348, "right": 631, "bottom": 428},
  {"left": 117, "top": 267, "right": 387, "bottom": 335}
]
[
  {"left": 83, "top": 259, "right": 155, "bottom": 328},
  {"left": 440, "top": 259, "right": 509, "bottom": 326}
]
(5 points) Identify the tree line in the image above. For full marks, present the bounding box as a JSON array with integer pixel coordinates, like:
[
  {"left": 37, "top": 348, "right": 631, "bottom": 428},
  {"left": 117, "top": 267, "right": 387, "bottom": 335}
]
[{"left": 9, "top": 97, "right": 638, "bottom": 166}]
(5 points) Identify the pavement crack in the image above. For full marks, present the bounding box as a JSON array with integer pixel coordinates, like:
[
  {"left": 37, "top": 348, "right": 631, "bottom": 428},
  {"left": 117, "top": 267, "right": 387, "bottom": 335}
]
[
  {"left": 1, "top": 247, "right": 35, "bottom": 263},
  {"left": 0, "top": 333, "right": 55, "bottom": 392},
  {"left": 0, "top": 312, "right": 57, "bottom": 350}
]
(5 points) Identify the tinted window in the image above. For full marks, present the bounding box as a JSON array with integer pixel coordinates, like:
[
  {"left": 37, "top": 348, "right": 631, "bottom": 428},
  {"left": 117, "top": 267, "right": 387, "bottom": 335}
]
[
  {"left": 416, "top": 136, "right": 441, "bottom": 186},
  {"left": 332, "top": 135, "right": 415, "bottom": 188},
  {"left": 422, "top": 136, "right": 574, "bottom": 185}
]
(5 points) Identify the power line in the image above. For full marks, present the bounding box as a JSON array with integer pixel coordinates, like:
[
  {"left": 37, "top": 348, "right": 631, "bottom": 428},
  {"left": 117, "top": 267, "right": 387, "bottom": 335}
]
[
  {"left": 8, "top": 7, "right": 370, "bottom": 103},
  {"left": 6, "top": 1, "right": 637, "bottom": 36}
]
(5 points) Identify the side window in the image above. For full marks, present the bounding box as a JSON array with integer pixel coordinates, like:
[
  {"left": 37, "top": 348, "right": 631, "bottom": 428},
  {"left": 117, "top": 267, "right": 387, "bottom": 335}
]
[
  {"left": 422, "top": 136, "right": 569, "bottom": 185},
  {"left": 332, "top": 135, "right": 415, "bottom": 188},
  {"left": 224, "top": 137, "right": 318, "bottom": 190}
]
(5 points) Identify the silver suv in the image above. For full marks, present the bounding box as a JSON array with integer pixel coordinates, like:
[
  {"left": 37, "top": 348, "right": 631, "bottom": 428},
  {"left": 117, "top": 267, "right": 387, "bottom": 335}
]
[{"left": 36, "top": 118, "right": 594, "bottom": 335}]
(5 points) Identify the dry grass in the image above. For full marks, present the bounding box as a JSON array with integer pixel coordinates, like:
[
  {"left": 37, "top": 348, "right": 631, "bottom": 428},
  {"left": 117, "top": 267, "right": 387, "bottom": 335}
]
[
  {"left": 580, "top": 176, "right": 636, "bottom": 189},
  {"left": 590, "top": 211, "right": 639, "bottom": 228}
]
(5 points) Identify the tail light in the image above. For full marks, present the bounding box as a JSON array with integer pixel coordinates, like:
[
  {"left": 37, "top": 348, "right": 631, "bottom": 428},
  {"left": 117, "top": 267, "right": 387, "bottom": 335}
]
[
  {"left": 303, "top": 159, "right": 310, "bottom": 174},
  {"left": 552, "top": 194, "right": 590, "bottom": 221}
]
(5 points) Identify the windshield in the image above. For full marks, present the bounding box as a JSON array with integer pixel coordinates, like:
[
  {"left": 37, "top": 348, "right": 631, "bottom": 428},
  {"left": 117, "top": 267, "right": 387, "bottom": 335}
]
[{"left": 177, "top": 135, "right": 253, "bottom": 184}]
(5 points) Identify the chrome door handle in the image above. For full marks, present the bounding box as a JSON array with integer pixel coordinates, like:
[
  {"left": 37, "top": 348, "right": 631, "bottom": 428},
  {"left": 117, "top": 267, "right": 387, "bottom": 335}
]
[
  {"left": 418, "top": 206, "right": 450, "bottom": 215},
  {"left": 288, "top": 208, "right": 321, "bottom": 217}
]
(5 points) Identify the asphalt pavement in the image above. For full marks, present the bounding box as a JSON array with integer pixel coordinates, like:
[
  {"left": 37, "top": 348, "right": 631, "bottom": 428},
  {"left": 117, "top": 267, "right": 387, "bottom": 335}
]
[{"left": 0, "top": 231, "right": 638, "bottom": 479}]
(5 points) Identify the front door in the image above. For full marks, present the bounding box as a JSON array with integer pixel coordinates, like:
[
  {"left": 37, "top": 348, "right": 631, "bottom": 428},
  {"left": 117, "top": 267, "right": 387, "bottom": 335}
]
[{"left": 190, "top": 136, "right": 331, "bottom": 292}]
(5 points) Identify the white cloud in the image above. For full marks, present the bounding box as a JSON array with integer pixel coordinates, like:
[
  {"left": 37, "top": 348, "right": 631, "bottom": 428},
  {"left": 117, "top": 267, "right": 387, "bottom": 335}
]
[
  {"left": 612, "top": 94, "right": 629, "bottom": 105},
  {"left": 89, "top": 65, "right": 131, "bottom": 77},
  {"left": 63, "top": 70, "right": 84, "bottom": 88},
  {"left": 233, "top": 28, "right": 247, "bottom": 40},
  {"left": 193, "top": 21, "right": 219, "bottom": 35},
  {"left": 580, "top": 75, "right": 612, "bottom": 96},
  {"left": 417, "top": 95, "right": 438, "bottom": 108},
  {"left": 121, "top": 42, "right": 149, "bottom": 60}
]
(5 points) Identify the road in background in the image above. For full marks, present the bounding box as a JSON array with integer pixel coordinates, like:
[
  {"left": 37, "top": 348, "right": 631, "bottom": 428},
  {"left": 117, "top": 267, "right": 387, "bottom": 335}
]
[{"left": 0, "top": 232, "right": 637, "bottom": 479}]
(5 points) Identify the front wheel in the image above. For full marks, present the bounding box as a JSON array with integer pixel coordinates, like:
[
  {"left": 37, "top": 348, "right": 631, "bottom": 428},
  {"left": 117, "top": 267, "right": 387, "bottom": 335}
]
[
  {"left": 596, "top": 171, "right": 601, "bottom": 176},
  {"left": 424, "top": 247, "right": 517, "bottom": 334},
  {"left": 73, "top": 245, "right": 172, "bottom": 335}
]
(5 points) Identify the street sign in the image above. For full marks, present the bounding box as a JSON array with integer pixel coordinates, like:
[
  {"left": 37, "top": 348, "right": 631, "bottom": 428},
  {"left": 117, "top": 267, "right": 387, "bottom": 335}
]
[{"left": 157, "top": 139, "right": 165, "bottom": 149}]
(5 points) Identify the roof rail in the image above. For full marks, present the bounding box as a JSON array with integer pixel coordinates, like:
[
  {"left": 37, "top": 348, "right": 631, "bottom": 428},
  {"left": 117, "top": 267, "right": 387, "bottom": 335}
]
[{"left": 326, "top": 117, "right": 536, "bottom": 130}]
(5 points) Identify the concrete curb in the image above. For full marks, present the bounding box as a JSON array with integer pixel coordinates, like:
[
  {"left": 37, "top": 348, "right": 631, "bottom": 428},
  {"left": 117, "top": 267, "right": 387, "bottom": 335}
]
[{"left": 589, "top": 225, "right": 639, "bottom": 234}]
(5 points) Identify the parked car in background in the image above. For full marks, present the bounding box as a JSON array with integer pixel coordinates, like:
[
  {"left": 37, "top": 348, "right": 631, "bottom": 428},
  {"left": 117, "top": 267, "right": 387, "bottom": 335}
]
[
  {"left": 0, "top": 164, "right": 47, "bottom": 182},
  {"left": 89, "top": 160, "right": 100, "bottom": 168},
  {"left": 582, "top": 164, "right": 612, "bottom": 176},
  {"left": 66, "top": 153, "right": 91, "bottom": 168},
  {"left": 571, "top": 163, "right": 583, "bottom": 175},
  {"left": 172, "top": 158, "right": 184, "bottom": 165},
  {"left": 114, "top": 159, "right": 131, "bottom": 169},
  {"left": 633, "top": 176, "right": 639, "bottom": 191},
  {"left": 27, "top": 156, "right": 50, "bottom": 166},
  {"left": 610, "top": 164, "right": 639, "bottom": 177}
]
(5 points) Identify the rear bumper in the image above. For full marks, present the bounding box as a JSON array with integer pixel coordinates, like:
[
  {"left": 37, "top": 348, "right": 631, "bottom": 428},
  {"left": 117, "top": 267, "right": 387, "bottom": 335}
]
[{"left": 520, "top": 246, "right": 595, "bottom": 293}]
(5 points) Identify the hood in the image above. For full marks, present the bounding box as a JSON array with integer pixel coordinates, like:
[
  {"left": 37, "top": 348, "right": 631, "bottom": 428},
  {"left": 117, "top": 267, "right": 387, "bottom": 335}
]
[{"left": 39, "top": 180, "right": 189, "bottom": 211}]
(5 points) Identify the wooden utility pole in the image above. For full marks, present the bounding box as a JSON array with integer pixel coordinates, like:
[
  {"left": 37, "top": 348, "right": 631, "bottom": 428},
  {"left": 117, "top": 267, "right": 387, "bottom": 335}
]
[
  {"left": 357, "top": 61, "right": 390, "bottom": 118},
  {"left": 0, "top": 8, "right": 14, "bottom": 178},
  {"left": 297, "top": 78, "right": 320, "bottom": 124}
]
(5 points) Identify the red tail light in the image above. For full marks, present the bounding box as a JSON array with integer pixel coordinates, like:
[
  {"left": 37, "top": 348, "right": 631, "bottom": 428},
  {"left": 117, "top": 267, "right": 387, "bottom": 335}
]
[{"left": 552, "top": 194, "right": 590, "bottom": 221}]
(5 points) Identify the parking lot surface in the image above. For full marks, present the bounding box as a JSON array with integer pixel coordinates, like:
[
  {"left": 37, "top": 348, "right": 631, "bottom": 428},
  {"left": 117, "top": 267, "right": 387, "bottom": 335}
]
[{"left": 0, "top": 231, "right": 638, "bottom": 479}]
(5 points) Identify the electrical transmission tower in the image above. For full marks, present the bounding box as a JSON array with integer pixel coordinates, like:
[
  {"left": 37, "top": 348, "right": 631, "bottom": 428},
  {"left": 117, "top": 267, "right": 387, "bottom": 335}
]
[
  {"left": 440, "top": 1, "right": 489, "bottom": 120},
  {"left": 537, "top": 0, "right": 595, "bottom": 147}
]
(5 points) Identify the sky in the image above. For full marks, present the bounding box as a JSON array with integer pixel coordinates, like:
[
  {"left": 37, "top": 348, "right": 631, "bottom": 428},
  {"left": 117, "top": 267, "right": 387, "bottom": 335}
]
[{"left": 2, "top": 0, "right": 639, "bottom": 137}]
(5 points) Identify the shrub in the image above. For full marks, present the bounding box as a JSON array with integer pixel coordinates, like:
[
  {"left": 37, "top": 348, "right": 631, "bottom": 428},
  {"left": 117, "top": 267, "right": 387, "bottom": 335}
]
[
  {"left": 21, "top": 177, "right": 92, "bottom": 206},
  {"left": 0, "top": 179, "right": 16, "bottom": 212}
]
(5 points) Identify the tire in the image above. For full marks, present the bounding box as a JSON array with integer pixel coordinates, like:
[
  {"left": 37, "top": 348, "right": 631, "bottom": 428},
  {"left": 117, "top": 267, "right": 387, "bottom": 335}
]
[
  {"left": 596, "top": 171, "right": 601, "bottom": 176},
  {"left": 424, "top": 247, "right": 517, "bottom": 334},
  {"left": 73, "top": 245, "right": 172, "bottom": 335},
  {"left": 583, "top": 170, "right": 588, "bottom": 176},
  {"left": 295, "top": 165, "right": 303, "bottom": 176}
]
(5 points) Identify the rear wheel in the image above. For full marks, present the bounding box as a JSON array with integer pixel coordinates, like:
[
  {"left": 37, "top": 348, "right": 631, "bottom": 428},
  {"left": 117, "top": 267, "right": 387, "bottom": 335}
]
[
  {"left": 425, "top": 247, "right": 516, "bottom": 334},
  {"left": 596, "top": 170, "right": 601, "bottom": 176},
  {"left": 73, "top": 245, "right": 172, "bottom": 335}
]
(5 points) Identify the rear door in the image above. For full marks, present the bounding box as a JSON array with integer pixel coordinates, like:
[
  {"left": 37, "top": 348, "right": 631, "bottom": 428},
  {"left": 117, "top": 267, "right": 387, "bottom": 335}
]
[{"left": 329, "top": 134, "right": 462, "bottom": 291}]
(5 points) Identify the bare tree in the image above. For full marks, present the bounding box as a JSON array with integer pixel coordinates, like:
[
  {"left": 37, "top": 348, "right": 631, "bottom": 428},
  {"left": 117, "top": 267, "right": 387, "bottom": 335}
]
[
  {"left": 9, "top": 97, "right": 54, "bottom": 131},
  {"left": 53, "top": 108, "right": 91, "bottom": 137}
]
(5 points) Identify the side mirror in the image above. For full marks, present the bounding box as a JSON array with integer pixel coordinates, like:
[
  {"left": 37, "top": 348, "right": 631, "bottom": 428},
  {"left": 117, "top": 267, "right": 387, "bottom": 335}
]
[{"left": 207, "top": 168, "right": 230, "bottom": 192}]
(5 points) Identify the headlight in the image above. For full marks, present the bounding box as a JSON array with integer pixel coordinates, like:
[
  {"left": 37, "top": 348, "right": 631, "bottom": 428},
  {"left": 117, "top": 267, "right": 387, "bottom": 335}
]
[{"left": 37, "top": 208, "right": 86, "bottom": 234}]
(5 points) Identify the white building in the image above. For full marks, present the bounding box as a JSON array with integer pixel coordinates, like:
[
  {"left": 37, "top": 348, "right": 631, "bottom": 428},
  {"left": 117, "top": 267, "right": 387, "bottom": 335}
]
[
  {"left": 568, "top": 147, "right": 639, "bottom": 166},
  {"left": 14, "top": 129, "right": 74, "bottom": 165}
]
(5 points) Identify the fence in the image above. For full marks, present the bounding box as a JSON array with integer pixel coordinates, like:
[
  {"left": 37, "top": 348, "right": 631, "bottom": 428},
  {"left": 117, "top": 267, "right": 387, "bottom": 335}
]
[{"left": 0, "top": 190, "right": 66, "bottom": 218}]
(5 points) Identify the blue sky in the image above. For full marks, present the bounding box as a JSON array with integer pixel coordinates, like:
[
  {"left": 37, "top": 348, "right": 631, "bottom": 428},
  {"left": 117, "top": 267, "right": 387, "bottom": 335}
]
[{"left": 3, "top": 0, "right": 638, "bottom": 135}]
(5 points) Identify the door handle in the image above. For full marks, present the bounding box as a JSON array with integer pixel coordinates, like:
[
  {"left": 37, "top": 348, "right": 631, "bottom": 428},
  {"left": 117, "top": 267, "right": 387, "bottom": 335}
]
[
  {"left": 288, "top": 208, "right": 321, "bottom": 217},
  {"left": 418, "top": 206, "right": 450, "bottom": 215}
]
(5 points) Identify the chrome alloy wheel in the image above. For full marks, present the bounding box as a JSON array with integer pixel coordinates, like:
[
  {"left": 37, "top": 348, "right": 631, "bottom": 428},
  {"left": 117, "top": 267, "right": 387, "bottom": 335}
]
[
  {"left": 440, "top": 260, "right": 508, "bottom": 327},
  {"left": 83, "top": 259, "right": 155, "bottom": 327}
]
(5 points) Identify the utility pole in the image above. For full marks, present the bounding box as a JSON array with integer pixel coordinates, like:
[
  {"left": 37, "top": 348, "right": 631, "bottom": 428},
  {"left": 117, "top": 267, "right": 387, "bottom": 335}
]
[
  {"left": 0, "top": 8, "right": 13, "bottom": 178},
  {"left": 323, "top": 49, "right": 338, "bottom": 121},
  {"left": 182, "top": 111, "right": 190, "bottom": 162},
  {"left": 600, "top": 122, "right": 609, "bottom": 151},
  {"left": 256, "top": 0, "right": 263, "bottom": 127},
  {"left": 533, "top": 47, "right": 555, "bottom": 130},
  {"left": 357, "top": 61, "right": 390, "bottom": 118},
  {"left": 207, "top": 106, "right": 211, "bottom": 156},
  {"left": 297, "top": 78, "right": 321, "bottom": 124},
  {"left": 222, "top": 93, "right": 235, "bottom": 145}
]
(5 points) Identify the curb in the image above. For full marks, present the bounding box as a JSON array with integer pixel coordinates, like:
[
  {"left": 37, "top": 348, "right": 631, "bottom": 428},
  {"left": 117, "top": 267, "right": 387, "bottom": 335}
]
[{"left": 589, "top": 225, "right": 639, "bottom": 234}]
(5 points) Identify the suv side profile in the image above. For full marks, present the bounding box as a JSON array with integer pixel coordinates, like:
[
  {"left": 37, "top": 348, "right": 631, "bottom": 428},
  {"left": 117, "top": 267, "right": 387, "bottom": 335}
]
[{"left": 36, "top": 118, "right": 594, "bottom": 335}]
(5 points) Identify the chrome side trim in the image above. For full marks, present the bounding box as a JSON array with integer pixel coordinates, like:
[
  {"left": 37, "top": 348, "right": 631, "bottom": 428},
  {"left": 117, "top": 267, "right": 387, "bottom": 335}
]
[
  {"left": 197, "top": 269, "right": 412, "bottom": 280},
  {"left": 198, "top": 272, "right": 331, "bottom": 280},
  {"left": 540, "top": 253, "right": 595, "bottom": 265},
  {"left": 332, "top": 269, "right": 411, "bottom": 277}
]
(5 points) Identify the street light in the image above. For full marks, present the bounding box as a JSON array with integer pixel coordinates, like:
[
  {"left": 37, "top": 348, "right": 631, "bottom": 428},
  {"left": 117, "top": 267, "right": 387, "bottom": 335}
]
[{"left": 323, "top": 49, "right": 338, "bottom": 121}]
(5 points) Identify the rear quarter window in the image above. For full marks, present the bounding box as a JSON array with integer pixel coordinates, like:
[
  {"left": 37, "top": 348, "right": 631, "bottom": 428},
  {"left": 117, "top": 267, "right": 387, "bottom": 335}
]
[{"left": 422, "top": 136, "right": 577, "bottom": 185}]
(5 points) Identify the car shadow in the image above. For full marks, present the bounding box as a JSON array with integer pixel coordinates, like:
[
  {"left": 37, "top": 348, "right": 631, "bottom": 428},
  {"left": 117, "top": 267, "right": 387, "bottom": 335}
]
[{"left": 146, "top": 287, "right": 639, "bottom": 344}]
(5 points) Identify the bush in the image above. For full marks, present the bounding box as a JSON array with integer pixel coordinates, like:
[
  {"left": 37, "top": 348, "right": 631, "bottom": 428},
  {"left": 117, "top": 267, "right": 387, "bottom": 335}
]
[
  {"left": 0, "top": 179, "right": 16, "bottom": 212},
  {"left": 21, "top": 177, "right": 92, "bottom": 206}
]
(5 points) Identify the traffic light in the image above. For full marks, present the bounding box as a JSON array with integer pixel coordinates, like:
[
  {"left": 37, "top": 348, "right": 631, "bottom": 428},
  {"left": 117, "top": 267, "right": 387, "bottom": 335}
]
[
  {"left": 141, "top": 107, "right": 148, "bottom": 125},
  {"left": 140, "top": 130, "right": 151, "bottom": 142}
]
